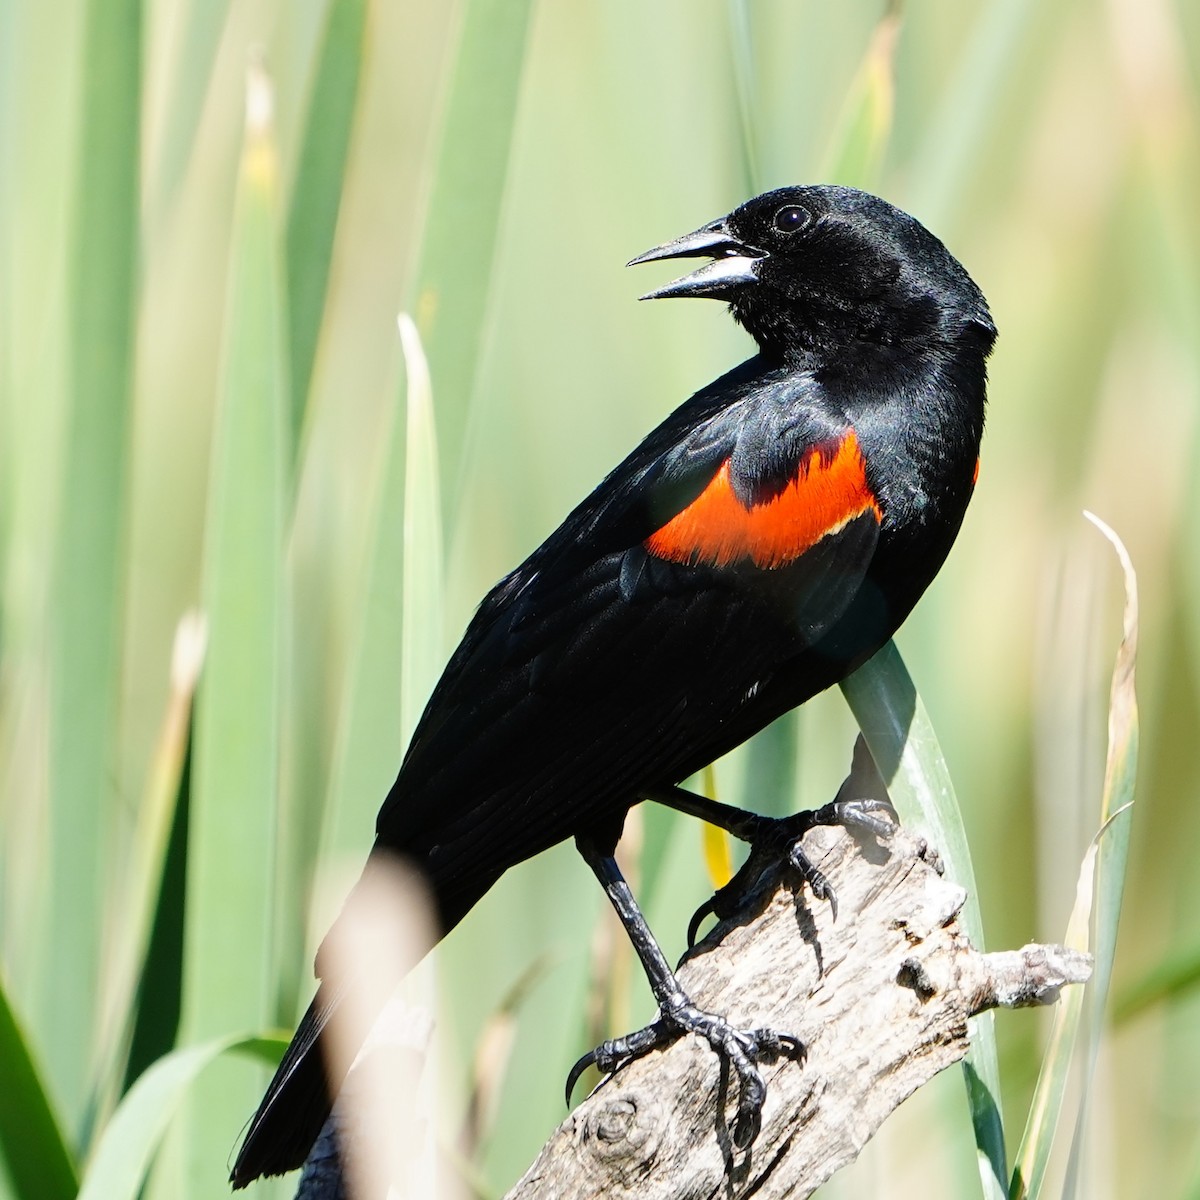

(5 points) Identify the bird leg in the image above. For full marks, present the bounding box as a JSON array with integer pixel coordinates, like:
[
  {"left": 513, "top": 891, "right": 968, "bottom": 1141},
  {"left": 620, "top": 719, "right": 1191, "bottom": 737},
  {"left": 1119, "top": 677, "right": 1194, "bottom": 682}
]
[
  {"left": 568, "top": 834, "right": 804, "bottom": 1148},
  {"left": 643, "top": 748, "right": 897, "bottom": 946}
]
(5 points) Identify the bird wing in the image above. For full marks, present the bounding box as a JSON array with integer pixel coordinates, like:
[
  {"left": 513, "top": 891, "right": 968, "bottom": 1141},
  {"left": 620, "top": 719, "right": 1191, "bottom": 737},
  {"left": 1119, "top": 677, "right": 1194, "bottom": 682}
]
[{"left": 371, "top": 362, "right": 883, "bottom": 915}]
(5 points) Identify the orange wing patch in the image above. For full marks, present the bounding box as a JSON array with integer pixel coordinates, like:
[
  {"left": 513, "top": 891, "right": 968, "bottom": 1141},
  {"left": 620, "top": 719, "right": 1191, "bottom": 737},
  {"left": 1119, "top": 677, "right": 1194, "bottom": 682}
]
[{"left": 645, "top": 432, "right": 882, "bottom": 570}]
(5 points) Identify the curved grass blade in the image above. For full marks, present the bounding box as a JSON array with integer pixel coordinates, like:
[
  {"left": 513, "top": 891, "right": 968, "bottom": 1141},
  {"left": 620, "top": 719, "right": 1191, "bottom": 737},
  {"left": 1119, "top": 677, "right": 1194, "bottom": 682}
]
[
  {"left": 397, "top": 313, "right": 444, "bottom": 750},
  {"left": 1009, "top": 810, "right": 1117, "bottom": 1199},
  {"left": 1061, "top": 513, "right": 1139, "bottom": 1199},
  {"left": 187, "top": 62, "right": 287, "bottom": 1030},
  {"left": 285, "top": 0, "right": 369, "bottom": 447},
  {"left": 841, "top": 641, "right": 1007, "bottom": 1200},
  {"left": 819, "top": 2, "right": 901, "bottom": 190},
  {"left": 146, "top": 0, "right": 229, "bottom": 221},
  {"left": 1114, "top": 948, "right": 1200, "bottom": 1024},
  {"left": 76, "top": 1033, "right": 286, "bottom": 1200},
  {"left": 44, "top": 0, "right": 140, "bottom": 1124},
  {"left": 181, "top": 64, "right": 289, "bottom": 1193},
  {"left": 90, "top": 613, "right": 207, "bottom": 1130},
  {"left": 906, "top": 0, "right": 1041, "bottom": 229},
  {"left": 0, "top": 969, "right": 78, "bottom": 1200},
  {"left": 460, "top": 956, "right": 549, "bottom": 1161},
  {"left": 410, "top": 0, "right": 536, "bottom": 527},
  {"left": 318, "top": 313, "right": 444, "bottom": 863},
  {"left": 725, "top": 0, "right": 761, "bottom": 194}
]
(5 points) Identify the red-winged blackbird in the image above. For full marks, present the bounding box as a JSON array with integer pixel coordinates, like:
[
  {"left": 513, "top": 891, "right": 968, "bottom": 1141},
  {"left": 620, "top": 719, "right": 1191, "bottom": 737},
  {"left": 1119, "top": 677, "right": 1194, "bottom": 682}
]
[{"left": 232, "top": 184, "right": 995, "bottom": 1187}]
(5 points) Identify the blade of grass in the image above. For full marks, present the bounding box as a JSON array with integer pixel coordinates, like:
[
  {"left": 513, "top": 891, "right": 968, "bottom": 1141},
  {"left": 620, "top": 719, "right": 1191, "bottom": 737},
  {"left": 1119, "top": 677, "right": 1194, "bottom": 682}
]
[
  {"left": 841, "top": 641, "right": 1007, "bottom": 1200},
  {"left": 90, "top": 613, "right": 207, "bottom": 1132},
  {"left": 145, "top": 0, "right": 230, "bottom": 222},
  {"left": 285, "top": 0, "right": 369, "bottom": 449},
  {"left": 742, "top": 712, "right": 801, "bottom": 821},
  {"left": 1113, "top": 949, "right": 1200, "bottom": 1023},
  {"left": 0, "top": 0, "right": 80, "bottom": 1010},
  {"left": 180, "top": 64, "right": 288, "bottom": 1194},
  {"left": 43, "top": 0, "right": 140, "bottom": 1125},
  {"left": 273, "top": 0, "right": 373, "bottom": 1016},
  {"left": 398, "top": 313, "right": 444, "bottom": 748},
  {"left": 700, "top": 763, "right": 734, "bottom": 890},
  {"left": 76, "top": 1033, "right": 286, "bottom": 1200},
  {"left": 725, "top": 0, "right": 761, "bottom": 194},
  {"left": 319, "top": 313, "right": 443, "bottom": 861},
  {"left": 819, "top": 2, "right": 901, "bottom": 190},
  {"left": 121, "top": 721, "right": 191, "bottom": 1095},
  {"left": 0, "top": 969, "right": 78, "bottom": 1200},
  {"left": 460, "top": 957, "right": 549, "bottom": 1161},
  {"left": 1062, "top": 513, "right": 1139, "bottom": 1198},
  {"left": 410, "top": 0, "right": 535, "bottom": 529},
  {"left": 906, "top": 0, "right": 1041, "bottom": 229},
  {"left": 1009, "top": 809, "right": 1122, "bottom": 1199}
]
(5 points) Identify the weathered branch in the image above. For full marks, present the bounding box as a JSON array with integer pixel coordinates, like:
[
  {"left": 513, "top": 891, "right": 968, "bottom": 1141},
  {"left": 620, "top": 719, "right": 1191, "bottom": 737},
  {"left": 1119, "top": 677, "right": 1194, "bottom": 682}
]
[
  {"left": 503, "top": 824, "right": 1089, "bottom": 1200},
  {"left": 297, "top": 823, "right": 1089, "bottom": 1200}
]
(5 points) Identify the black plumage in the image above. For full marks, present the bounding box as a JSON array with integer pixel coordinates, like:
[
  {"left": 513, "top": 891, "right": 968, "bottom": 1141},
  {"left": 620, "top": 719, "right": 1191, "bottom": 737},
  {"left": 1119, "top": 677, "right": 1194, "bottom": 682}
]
[{"left": 232, "top": 184, "right": 994, "bottom": 1187}]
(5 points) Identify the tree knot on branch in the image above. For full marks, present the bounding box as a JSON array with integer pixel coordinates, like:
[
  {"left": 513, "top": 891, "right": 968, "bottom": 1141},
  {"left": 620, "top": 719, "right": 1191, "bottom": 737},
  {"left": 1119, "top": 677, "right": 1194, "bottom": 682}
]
[{"left": 500, "top": 824, "right": 1092, "bottom": 1200}]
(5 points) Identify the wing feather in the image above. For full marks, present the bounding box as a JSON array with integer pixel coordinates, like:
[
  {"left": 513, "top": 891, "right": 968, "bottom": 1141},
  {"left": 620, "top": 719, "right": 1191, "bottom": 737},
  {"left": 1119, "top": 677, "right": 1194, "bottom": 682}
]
[{"left": 371, "top": 361, "right": 884, "bottom": 920}]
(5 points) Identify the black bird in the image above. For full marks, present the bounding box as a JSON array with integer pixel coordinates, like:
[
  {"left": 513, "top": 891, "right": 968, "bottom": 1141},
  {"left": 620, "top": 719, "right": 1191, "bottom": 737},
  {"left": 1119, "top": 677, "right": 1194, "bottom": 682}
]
[{"left": 232, "top": 184, "right": 995, "bottom": 1186}]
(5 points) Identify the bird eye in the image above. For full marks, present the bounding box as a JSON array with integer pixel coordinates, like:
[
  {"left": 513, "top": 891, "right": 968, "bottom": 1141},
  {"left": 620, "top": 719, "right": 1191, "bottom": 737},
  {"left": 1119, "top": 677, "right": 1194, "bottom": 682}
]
[{"left": 772, "top": 205, "right": 810, "bottom": 233}]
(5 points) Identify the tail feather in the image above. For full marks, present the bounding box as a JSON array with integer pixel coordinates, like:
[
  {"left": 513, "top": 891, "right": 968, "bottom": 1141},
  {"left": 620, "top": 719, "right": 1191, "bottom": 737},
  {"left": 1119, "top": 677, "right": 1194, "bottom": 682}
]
[
  {"left": 230, "top": 992, "right": 339, "bottom": 1188},
  {"left": 232, "top": 852, "right": 496, "bottom": 1187}
]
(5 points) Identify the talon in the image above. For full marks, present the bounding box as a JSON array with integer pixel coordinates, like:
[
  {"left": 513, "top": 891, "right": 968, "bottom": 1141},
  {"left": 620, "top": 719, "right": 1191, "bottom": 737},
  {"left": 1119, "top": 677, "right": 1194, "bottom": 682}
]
[
  {"left": 566, "top": 1002, "right": 802, "bottom": 1147},
  {"left": 788, "top": 844, "right": 839, "bottom": 920},
  {"left": 734, "top": 1090, "right": 763, "bottom": 1148},
  {"left": 565, "top": 1020, "right": 675, "bottom": 1108},
  {"left": 687, "top": 895, "right": 720, "bottom": 947},
  {"left": 777, "top": 1032, "right": 806, "bottom": 1062},
  {"left": 688, "top": 794, "right": 894, "bottom": 940},
  {"left": 565, "top": 1046, "right": 600, "bottom": 1105}
]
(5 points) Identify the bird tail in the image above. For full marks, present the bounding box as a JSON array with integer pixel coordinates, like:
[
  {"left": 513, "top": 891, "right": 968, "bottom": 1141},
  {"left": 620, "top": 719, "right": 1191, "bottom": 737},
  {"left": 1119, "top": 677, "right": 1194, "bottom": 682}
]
[
  {"left": 231, "top": 849, "right": 465, "bottom": 1188},
  {"left": 230, "top": 989, "right": 341, "bottom": 1188}
]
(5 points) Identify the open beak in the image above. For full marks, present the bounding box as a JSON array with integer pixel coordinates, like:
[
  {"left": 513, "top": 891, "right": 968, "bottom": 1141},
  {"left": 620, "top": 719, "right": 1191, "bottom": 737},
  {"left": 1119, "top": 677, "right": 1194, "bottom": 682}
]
[{"left": 627, "top": 218, "right": 765, "bottom": 300}]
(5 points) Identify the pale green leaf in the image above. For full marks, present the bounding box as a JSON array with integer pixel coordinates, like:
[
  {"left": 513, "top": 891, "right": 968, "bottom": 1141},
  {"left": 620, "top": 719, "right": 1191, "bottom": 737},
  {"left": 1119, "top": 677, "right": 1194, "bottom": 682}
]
[
  {"left": 77, "top": 1034, "right": 285, "bottom": 1200},
  {"left": 410, "top": 0, "right": 536, "bottom": 525},
  {"left": 182, "top": 65, "right": 289, "bottom": 1196},
  {"left": 1062, "top": 514, "right": 1139, "bottom": 1198},
  {"left": 285, "top": 0, "right": 369, "bottom": 445},
  {"left": 842, "top": 642, "right": 1007, "bottom": 1200},
  {"left": 398, "top": 313, "right": 444, "bottom": 748},
  {"left": 42, "top": 0, "right": 140, "bottom": 1126}
]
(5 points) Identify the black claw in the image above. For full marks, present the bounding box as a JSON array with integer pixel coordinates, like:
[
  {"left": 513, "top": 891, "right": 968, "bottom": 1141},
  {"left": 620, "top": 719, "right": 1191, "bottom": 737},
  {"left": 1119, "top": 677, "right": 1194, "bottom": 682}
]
[
  {"left": 776, "top": 1032, "right": 806, "bottom": 1062},
  {"left": 734, "top": 1100, "right": 761, "bottom": 1148},
  {"left": 687, "top": 895, "right": 720, "bottom": 948},
  {"left": 691, "top": 795, "right": 897, "bottom": 934},
  {"left": 565, "top": 1020, "right": 675, "bottom": 1106},
  {"left": 565, "top": 1048, "right": 597, "bottom": 1105},
  {"left": 787, "top": 843, "right": 839, "bottom": 920},
  {"left": 687, "top": 850, "right": 774, "bottom": 946},
  {"left": 565, "top": 1002, "right": 803, "bottom": 1149}
]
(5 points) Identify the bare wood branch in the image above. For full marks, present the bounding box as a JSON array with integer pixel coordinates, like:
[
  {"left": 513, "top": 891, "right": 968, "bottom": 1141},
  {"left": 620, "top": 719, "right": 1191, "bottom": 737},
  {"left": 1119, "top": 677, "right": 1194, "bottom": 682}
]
[
  {"left": 297, "top": 823, "right": 1089, "bottom": 1200},
  {"left": 502, "top": 824, "right": 1090, "bottom": 1200}
]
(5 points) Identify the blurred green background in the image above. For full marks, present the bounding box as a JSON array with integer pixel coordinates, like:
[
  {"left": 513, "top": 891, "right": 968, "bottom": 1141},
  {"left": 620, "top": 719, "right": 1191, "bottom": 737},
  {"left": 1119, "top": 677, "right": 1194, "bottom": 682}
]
[{"left": 0, "top": 0, "right": 1197, "bottom": 1197}]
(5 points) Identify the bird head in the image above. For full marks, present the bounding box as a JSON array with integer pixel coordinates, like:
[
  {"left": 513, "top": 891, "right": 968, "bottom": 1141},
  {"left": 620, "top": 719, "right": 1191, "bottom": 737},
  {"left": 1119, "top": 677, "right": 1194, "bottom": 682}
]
[{"left": 629, "top": 185, "right": 995, "bottom": 362}]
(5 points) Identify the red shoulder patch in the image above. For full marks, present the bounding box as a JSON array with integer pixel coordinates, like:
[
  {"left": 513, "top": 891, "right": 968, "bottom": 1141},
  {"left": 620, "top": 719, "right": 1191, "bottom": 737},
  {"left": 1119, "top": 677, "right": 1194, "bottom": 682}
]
[{"left": 644, "top": 431, "right": 882, "bottom": 570}]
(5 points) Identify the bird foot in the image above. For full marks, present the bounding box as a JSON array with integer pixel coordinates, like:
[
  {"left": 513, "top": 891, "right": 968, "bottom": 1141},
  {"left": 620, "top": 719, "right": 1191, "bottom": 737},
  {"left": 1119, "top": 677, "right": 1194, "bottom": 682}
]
[
  {"left": 566, "top": 997, "right": 804, "bottom": 1147},
  {"left": 687, "top": 798, "right": 897, "bottom": 946}
]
